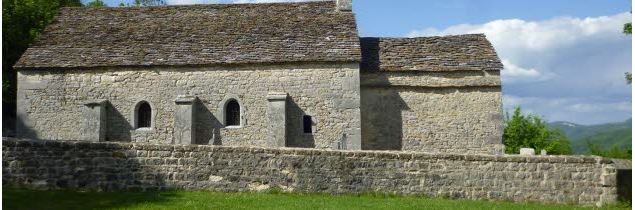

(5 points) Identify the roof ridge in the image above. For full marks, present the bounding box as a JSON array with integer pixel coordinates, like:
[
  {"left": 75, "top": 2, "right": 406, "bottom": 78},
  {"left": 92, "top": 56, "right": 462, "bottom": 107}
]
[
  {"left": 60, "top": 0, "right": 334, "bottom": 11},
  {"left": 361, "top": 34, "right": 486, "bottom": 40}
]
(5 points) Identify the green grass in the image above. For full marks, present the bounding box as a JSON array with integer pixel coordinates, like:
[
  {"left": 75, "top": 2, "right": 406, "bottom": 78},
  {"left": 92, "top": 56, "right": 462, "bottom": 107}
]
[{"left": 2, "top": 188, "right": 630, "bottom": 210}]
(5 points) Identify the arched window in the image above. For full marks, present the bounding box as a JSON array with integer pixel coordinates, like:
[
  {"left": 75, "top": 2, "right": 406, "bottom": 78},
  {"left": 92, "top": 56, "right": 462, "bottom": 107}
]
[
  {"left": 225, "top": 99, "right": 240, "bottom": 126},
  {"left": 136, "top": 101, "right": 152, "bottom": 128},
  {"left": 303, "top": 115, "right": 312, "bottom": 133}
]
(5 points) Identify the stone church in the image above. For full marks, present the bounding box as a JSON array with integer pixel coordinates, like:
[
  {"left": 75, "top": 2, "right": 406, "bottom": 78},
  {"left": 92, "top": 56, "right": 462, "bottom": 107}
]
[{"left": 14, "top": 0, "right": 504, "bottom": 154}]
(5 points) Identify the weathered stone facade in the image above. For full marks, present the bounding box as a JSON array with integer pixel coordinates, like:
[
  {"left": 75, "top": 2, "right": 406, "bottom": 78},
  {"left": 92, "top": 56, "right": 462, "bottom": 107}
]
[
  {"left": 17, "top": 63, "right": 361, "bottom": 149},
  {"left": 14, "top": 0, "right": 505, "bottom": 154},
  {"left": 360, "top": 78, "right": 503, "bottom": 154},
  {"left": 2, "top": 138, "right": 621, "bottom": 206},
  {"left": 359, "top": 36, "right": 504, "bottom": 154}
]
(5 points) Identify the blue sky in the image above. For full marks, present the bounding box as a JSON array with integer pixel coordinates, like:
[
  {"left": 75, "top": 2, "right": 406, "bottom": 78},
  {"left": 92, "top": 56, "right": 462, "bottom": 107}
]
[
  {"left": 92, "top": 0, "right": 632, "bottom": 125},
  {"left": 97, "top": 0, "right": 631, "bottom": 37},
  {"left": 355, "top": 0, "right": 631, "bottom": 36}
]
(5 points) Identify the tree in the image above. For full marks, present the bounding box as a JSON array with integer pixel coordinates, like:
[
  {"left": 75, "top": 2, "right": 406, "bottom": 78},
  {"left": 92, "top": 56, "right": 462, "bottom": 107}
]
[
  {"left": 86, "top": 0, "right": 106, "bottom": 7},
  {"left": 587, "top": 142, "right": 631, "bottom": 159},
  {"left": 503, "top": 107, "right": 572, "bottom": 155},
  {"left": 624, "top": 19, "right": 631, "bottom": 84},
  {"left": 2, "top": 0, "right": 82, "bottom": 134}
]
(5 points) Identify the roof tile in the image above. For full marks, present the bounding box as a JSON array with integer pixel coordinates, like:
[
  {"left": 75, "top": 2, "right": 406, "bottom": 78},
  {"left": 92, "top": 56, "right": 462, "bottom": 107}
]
[
  {"left": 15, "top": 1, "right": 360, "bottom": 69},
  {"left": 360, "top": 34, "right": 503, "bottom": 72}
]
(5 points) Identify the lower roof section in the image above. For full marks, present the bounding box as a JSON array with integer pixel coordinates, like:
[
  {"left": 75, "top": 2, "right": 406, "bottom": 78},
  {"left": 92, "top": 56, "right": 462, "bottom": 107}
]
[{"left": 360, "top": 34, "right": 503, "bottom": 72}]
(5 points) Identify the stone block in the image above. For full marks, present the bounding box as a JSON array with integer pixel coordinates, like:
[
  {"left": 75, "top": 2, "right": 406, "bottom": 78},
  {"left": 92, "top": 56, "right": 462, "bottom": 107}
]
[
  {"left": 336, "top": 0, "right": 352, "bottom": 11},
  {"left": 520, "top": 148, "right": 535, "bottom": 156},
  {"left": 174, "top": 95, "right": 197, "bottom": 145},
  {"left": 80, "top": 99, "right": 108, "bottom": 142},
  {"left": 267, "top": 92, "right": 288, "bottom": 147}
]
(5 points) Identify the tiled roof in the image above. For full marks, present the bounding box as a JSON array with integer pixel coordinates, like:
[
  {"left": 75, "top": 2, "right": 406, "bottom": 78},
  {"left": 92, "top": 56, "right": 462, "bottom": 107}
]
[
  {"left": 15, "top": 1, "right": 360, "bottom": 69},
  {"left": 360, "top": 34, "right": 503, "bottom": 72}
]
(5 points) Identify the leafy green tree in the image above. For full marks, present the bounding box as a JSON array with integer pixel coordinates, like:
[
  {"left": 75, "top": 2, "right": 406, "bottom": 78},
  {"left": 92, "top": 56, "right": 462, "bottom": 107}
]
[
  {"left": 2, "top": 0, "right": 82, "bottom": 133},
  {"left": 588, "top": 142, "right": 631, "bottom": 159},
  {"left": 503, "top": 107, "right": 572, "bottom": 155},
  {"left": 86, "top": 0, "right": 106, "bottom": 7},
  {"left": 625, "top": 18, "right": 631, "bottom": 84}
]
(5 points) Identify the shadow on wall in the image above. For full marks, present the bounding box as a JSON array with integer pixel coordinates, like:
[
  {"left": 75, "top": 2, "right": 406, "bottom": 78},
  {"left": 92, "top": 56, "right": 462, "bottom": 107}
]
[
  {"left": 14, "top": 115, "right": 38, "bottom": 139},
  {"left": 106, "top": 100, "right": 223, "bottom": 145},
  {"left": 359, "top": 37, "right": 409, "bottom": 150},
  {"left": 360, "top": 87, "right": 409, "bottom": 150},
  {"left": 3, "top": 101, "right": 16, "bottom": 137},
  {"left": 195, "top": 99, "right": 222, "bottom": 145},
  {"left": 2, "top": 140, "right": 171, "bottom": 210},
  {"left": 617, "top": 169, "right": 632, "bottom": 202},
  {"left": 286, "top": 96, "right": 315, "bottom": 148},
  {"left": 193, "top": 95, "right": 317, "bottom": 148},
  {"left": 107, "top": 104, "right": 132, "bottom": 142}
]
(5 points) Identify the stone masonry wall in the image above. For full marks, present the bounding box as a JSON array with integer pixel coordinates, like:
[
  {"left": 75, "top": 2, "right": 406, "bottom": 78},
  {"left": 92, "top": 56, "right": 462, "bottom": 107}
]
[
  {"left": 361, "top": 71, "right": 504, "bottom": 154},
  {"left": 2, "top": 138, "right": 618, "bottom": 206},
  {"left": 16, "top": 63, "right": 361, "bottom": 149}
]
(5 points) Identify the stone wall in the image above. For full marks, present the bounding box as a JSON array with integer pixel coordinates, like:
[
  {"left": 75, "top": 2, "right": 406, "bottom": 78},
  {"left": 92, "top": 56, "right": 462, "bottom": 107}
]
[
  {"left": 360, "top": 70, "right": 504, "bottom": 154},
  {"left": 16, "top": 63, "right": 361, "bottom": 149},
  {"left": 2, "top": 138, "right": 619, "bottom": 206}
]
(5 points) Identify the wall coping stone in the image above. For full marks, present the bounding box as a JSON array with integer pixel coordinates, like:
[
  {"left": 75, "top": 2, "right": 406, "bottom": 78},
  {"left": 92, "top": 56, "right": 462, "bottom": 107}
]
[
  {"left": 266, "top": 92, "right": 288, "bottom": 101},
  {"left": 83, "top": 99, "right": 108, "bottom": 106},
  {"left": 174, "top": 95, "right": 197, "bottom": 104},
  {"left": 2, "top": 137, "right": 617, "bottom": 165}
]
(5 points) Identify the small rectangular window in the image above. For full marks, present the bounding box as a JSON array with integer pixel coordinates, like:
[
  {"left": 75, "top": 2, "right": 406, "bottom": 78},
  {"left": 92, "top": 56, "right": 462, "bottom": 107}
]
[{"left": 303, "top": 115, "right": 312, "bottom": 134}]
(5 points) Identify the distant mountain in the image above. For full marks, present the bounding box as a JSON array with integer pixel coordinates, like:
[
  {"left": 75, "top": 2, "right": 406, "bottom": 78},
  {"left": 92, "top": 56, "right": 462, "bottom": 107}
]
[{"left": 549, "top": 119, "right": 631, "bottom": 154}]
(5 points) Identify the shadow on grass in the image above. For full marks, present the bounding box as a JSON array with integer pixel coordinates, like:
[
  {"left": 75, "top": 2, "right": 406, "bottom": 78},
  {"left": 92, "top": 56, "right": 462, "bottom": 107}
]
[
  {"left": 3, "top": 187, "right": 632, "bottom": 210},
  {"left": 3, "top": 187, "right": 181, "bottom": 210}
]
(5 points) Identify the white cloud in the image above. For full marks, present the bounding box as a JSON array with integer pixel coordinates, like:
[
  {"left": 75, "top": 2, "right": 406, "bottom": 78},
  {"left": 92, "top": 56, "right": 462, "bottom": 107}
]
[
  {"left": 407, "top": 13, "right": 631, "bottom": 52},
  {"left": 500, "top": 59, "right": 555, "bottom": 83},
  {"left": 568, "top": 101, "right": 632, "bottom": 113},
  {"left": 410, "top": 13, "right": 631, "bottom": 124},
  {"left": 501, "top": 59, "right": 540, "bottom": 78},
  {"left": 503, "top": 94, "right": 632, "bottom": 125}
]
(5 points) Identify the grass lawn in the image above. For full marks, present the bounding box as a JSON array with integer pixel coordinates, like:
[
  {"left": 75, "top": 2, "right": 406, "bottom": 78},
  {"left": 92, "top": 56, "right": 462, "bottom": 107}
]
[{"left": 2, "top": 188, "right": 630, "bottom": 210}]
